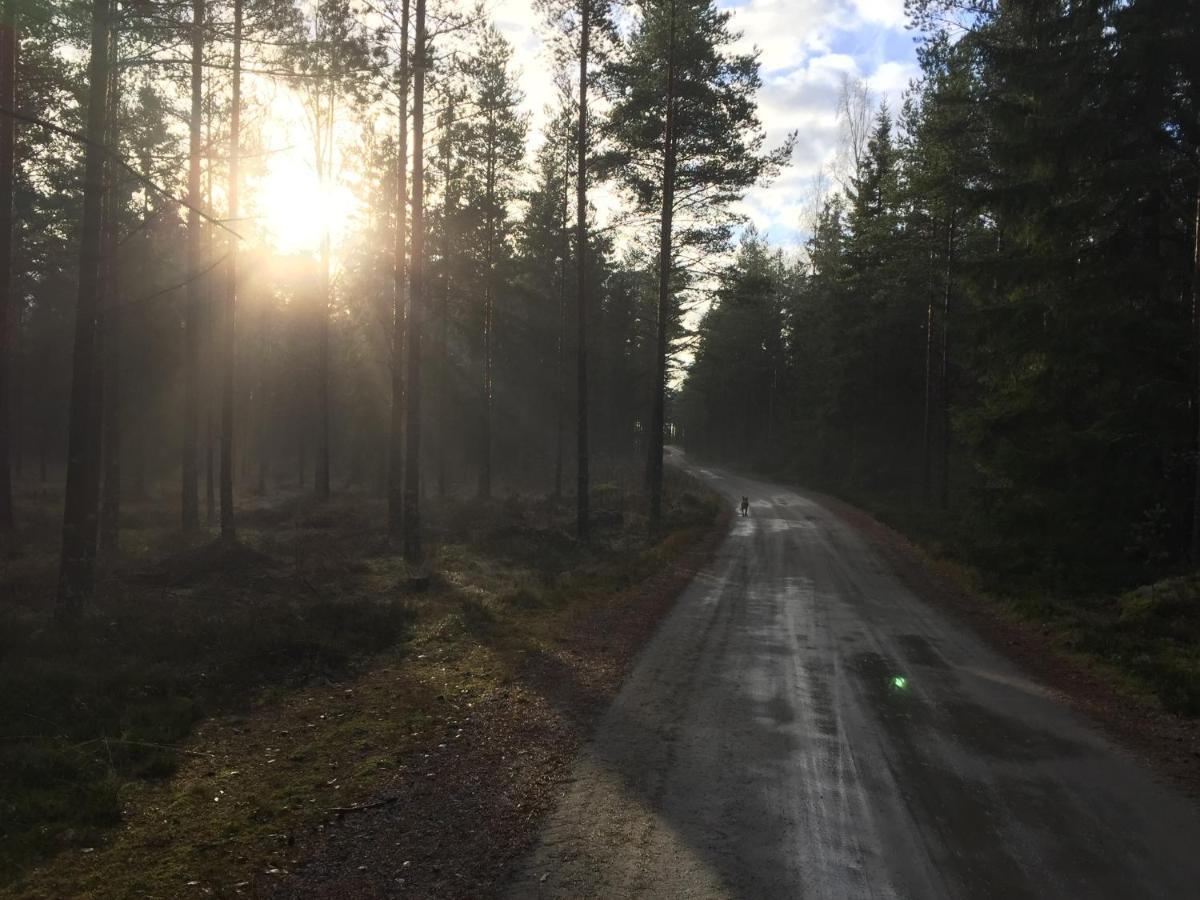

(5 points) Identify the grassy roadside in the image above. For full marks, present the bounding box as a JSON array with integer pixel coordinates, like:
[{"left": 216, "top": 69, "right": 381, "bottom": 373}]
[
  {"left": 1, "top": 470, "right": 724, "bottom": 898},
  {"left": 826, "top": 491, "right": 1200, "bottom": 718}
]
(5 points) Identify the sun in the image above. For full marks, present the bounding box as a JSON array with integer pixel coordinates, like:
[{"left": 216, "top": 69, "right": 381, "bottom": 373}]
[
  {"left": 245, "top": 83, "right": 360, "bottom": 258},
  {"left": 254, "top": 158, "right": 357, "bottom": 257}
]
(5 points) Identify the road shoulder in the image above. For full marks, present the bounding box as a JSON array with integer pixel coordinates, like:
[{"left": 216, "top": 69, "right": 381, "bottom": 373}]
[{"left": 806, "top": 488, "right": 1200, "bottom": 800}]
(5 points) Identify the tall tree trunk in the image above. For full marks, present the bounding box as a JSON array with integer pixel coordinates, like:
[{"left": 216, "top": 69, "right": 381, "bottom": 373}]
[
  {"left": 921, "top": 241, "right": 935, "bottom": 504},
  {"left": 938, "top": 213, "right": 955, "bottom": 510},
  {"left": 181, "top": 0, "right": 203, "bottom": 530},
  {"left": 297, "top": 423, "right": 306, "bottom": 486},
  {"left": 12, "top": 296, "right": 20, "bottom": 480},
  {"left": 436, "top": 96, "right": 452, "bottom": 499},
  {"left": 203, "top": 100, "right": 215, "bottom": 526},
  {"left": 314, "top": 49, "right": 335, "bottom": 502},
  {"left": 402, "top": 0, "right": 426, "bottom": 562},
  {"left": 479, "top": 134, "right": 495, "bottom": 500},
  {"left": 388, "top": 0, "right": 409, "bottom": 535},
  {"left": 0, "top": 0, "right": 14, "bottom": 539},
  {"left": 316, "top": 220, "right": 332, "bottom": 499},
  {"left": 99, "top": 32, "right": 121, "bottom": 557},
  {"left": 220, "top": 0, "right": 240, "bottom": 540},
  {"left": 1190, "top": 186, "right": 1200, "bottom": 563},
  {"left": 57, "top": 0, "right": 111, "bottom": 615},
  {"left": 646, "top": 0, "right": 677, "bottom": 530},
  {"left": 554, "top": 151, "right": 568, "bottom": 500},
  {"left": 575, "top": 0, "right": 591, "bottom": 539},
  {"left": 255, "top": 304, "right": 270, "bottom": 494}
]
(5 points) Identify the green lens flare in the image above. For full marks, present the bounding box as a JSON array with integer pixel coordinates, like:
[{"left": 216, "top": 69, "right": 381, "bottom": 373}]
[{"left": 891, "top": 676, "right": 908, "bottom": 690}]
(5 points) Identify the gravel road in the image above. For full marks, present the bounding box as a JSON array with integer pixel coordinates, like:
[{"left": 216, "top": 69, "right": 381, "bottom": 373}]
[{"left": 507, "top": 451, "right": 1200, "bottom": 899}]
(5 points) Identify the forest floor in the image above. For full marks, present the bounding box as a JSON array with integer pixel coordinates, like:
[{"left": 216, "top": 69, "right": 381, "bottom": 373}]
[{"left": 0, "top": 469, "right": 726, "bottom": 898}]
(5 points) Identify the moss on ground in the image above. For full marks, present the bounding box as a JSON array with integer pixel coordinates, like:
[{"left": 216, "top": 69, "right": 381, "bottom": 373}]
[{"left": 0, "top": 470, "right": 721, "bottom": 896}]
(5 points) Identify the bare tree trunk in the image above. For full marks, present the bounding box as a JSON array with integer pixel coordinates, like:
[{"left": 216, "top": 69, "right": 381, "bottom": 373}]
[
  {"left": 921, "top": 241, "right": 935, "bottom": 504},
  {"left": 575, "top": 0, "right": 591, "bottom": 539},
  {"left": 220, "top": 0, "right": 241, "bottom": 540},
  {"left": 181, "top": 0, "right": 203, "bottom": 530},
  {"left": 316, "top": 227, "right": 332, "bottom": 500},
  {"left": 647, "top": 0, "right": 677, "bottom": 530},
  {"left": 388, "top": 0, "right": 409, "bottom": 535},
  {"left": 57, "top": 0, "right": 111, "bottom": 615},
  {"left": 0, "top": 0, "right": 14, "bottom": 539},
  {"left": 479, "top": 129, "right": 495, "bottom": 500},
  {"left": 554, "top": 152, "right": 568, "bottom": 499},
  {"left": 1190, "top": 186, "right": 1200, "bottom": 563},
  {"left": 314, "top": 46, "right": 336, "bottom": 501},
  {"left": 402, "top": 0, "right": 426, "bottom": 562},
  {"left": 11, "top": 298, "right": 20, "bottom": 480},
  {"left": 437, "top": 267, "right": 448, "bottom": 496},
  {"left": 255, "top": 303, "right": 269, "bottom": 494},
  {"left": 436, "top": 96, "right": 452, "bottom": 499},
  {"left": 99, "top": 32, "right": 122, "bottom": 556},
  {"left": 204, "top": 96, "right": 215, "bottom": 526},
  {"left": 938, "top": 213, "right": 954, "bottom": 510}
]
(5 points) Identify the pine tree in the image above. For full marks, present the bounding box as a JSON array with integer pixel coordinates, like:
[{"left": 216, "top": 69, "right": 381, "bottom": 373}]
[
  {"left": 603, "top": 0, "right": 789, "bottom": 527},
  {"left": 181, "top": 0, "right": 204, "bottom": 530},
  {"left": 0, "top": 0, "right": 14, "bottom": 540},
  {"left": 220, "top": 0, "right": 243, "bottom": 542},
  {"left": 457, "top": 25, "right": 526, "bottom": 499},
  {"left": 401, "top": 0, "right": 426, "bottom": 562},
  {"left": 388, "top": 0, "right": 409, "bottom": 537},
  {"left": 57, "top": 0, "right": 111, "bottom": 615}
]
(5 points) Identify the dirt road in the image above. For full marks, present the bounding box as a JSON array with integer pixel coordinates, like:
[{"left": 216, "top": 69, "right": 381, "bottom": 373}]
[{"left": 507, "top": 452, "right": 1200, "bottom": 899}]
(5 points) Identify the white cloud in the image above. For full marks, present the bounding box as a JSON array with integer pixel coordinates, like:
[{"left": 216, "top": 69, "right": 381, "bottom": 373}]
[
  {"left": 482, "top": 0, "right": 919, "bottom": 252},
  {"left": 851, "top": 0, "right": 908, "bottom": 29},
  {"left": 867, "top": 59, "right": 920, "bottom": 96}
]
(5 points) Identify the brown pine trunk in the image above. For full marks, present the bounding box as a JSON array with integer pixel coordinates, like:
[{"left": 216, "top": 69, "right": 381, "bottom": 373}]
[
  {"left": 575, "top": 0, "right": 591, "bottom": 539},
  {"left": 554, "top": 144, "right": 568, "bottom": 500},
  {"left": 402, "top": 0, "right": 426, "bottom": 562},
  {"left": 436, "top": 97, "right": 452, "bottom": 499},
  {"left": 921, "top": 240, "right": 935, "bottom": 504},
  {"left": 479, "top": 129, "right": 495, "bottom": 500},
  {"left": 315, "top": 229, "right": 331, "bottom": 500},
  {"left": 204, "top": 100, "right": 215, "bottom": 526},
  {"left": 256, "top": 303, "right": 269, "bottom": 494},
  {"left": 0, "top": 0, "right": 14, "bottom": 538},
  {"left": 220, "top": 0, "right": 240, "bottom": 540},
  {"left": 647, "top": 0, "right": 677, "bottom": 530},
  {"left": 938, "top": 213, "right": 954, "bottom": 510},
  {"left": 99, "top": 33, "right": 121, "bottom": 557},
  {"left": 181, "top": 0, "right": 203, "bottom": 530},
  {"left": 57, "top": 0, "right": 111, "bottom": 615},
  {"left": 1190, "top": 186, "right": 1200, "bottom": 563},
  {"left": 388, "top": 0, "right": 409, "bottom": 534}
]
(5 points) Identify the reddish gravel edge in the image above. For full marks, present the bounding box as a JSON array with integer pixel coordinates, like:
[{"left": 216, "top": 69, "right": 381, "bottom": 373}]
[
  {"left": 805, "top": 487, "right": 1200, "bottom": 800},
  {"left": 263, "top": 508, "right": 733, "bottom": 899}
]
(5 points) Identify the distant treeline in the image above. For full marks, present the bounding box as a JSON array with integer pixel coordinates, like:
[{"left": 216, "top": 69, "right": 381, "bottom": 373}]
[{"left": 681, "top": 0, "right": 1199, "bottom": 587}]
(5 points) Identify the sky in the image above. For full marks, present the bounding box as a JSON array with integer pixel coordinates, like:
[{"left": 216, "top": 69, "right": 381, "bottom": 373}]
[{"left": 488, "top": 0, "right": 922, "bottom": 254}]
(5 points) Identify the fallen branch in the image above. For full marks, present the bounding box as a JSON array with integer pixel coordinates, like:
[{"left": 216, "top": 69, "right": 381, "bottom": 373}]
[{"left": 328, "top": 796, "right": 399, "bottom": 815}]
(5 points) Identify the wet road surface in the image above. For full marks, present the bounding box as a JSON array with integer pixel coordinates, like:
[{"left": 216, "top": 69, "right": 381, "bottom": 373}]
[{"left": 507, "top": 453, "right": 1200, "bottom": 899}]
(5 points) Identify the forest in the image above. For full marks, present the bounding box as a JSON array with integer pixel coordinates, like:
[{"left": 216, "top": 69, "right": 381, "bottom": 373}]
[
  {"left": 1, "top": 0, "right": 1199, "bottom": 894},
  {"left": 682, "top": 0, "right": 1199, "bottom": 590},
  {"left": 0, "top": 0, "right": 779, "bottom": 889}
]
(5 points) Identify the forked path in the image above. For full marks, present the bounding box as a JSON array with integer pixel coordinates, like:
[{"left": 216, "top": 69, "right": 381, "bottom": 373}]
[{"left": 507, "top": 450, "right": 1200, "bottom": 899}]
